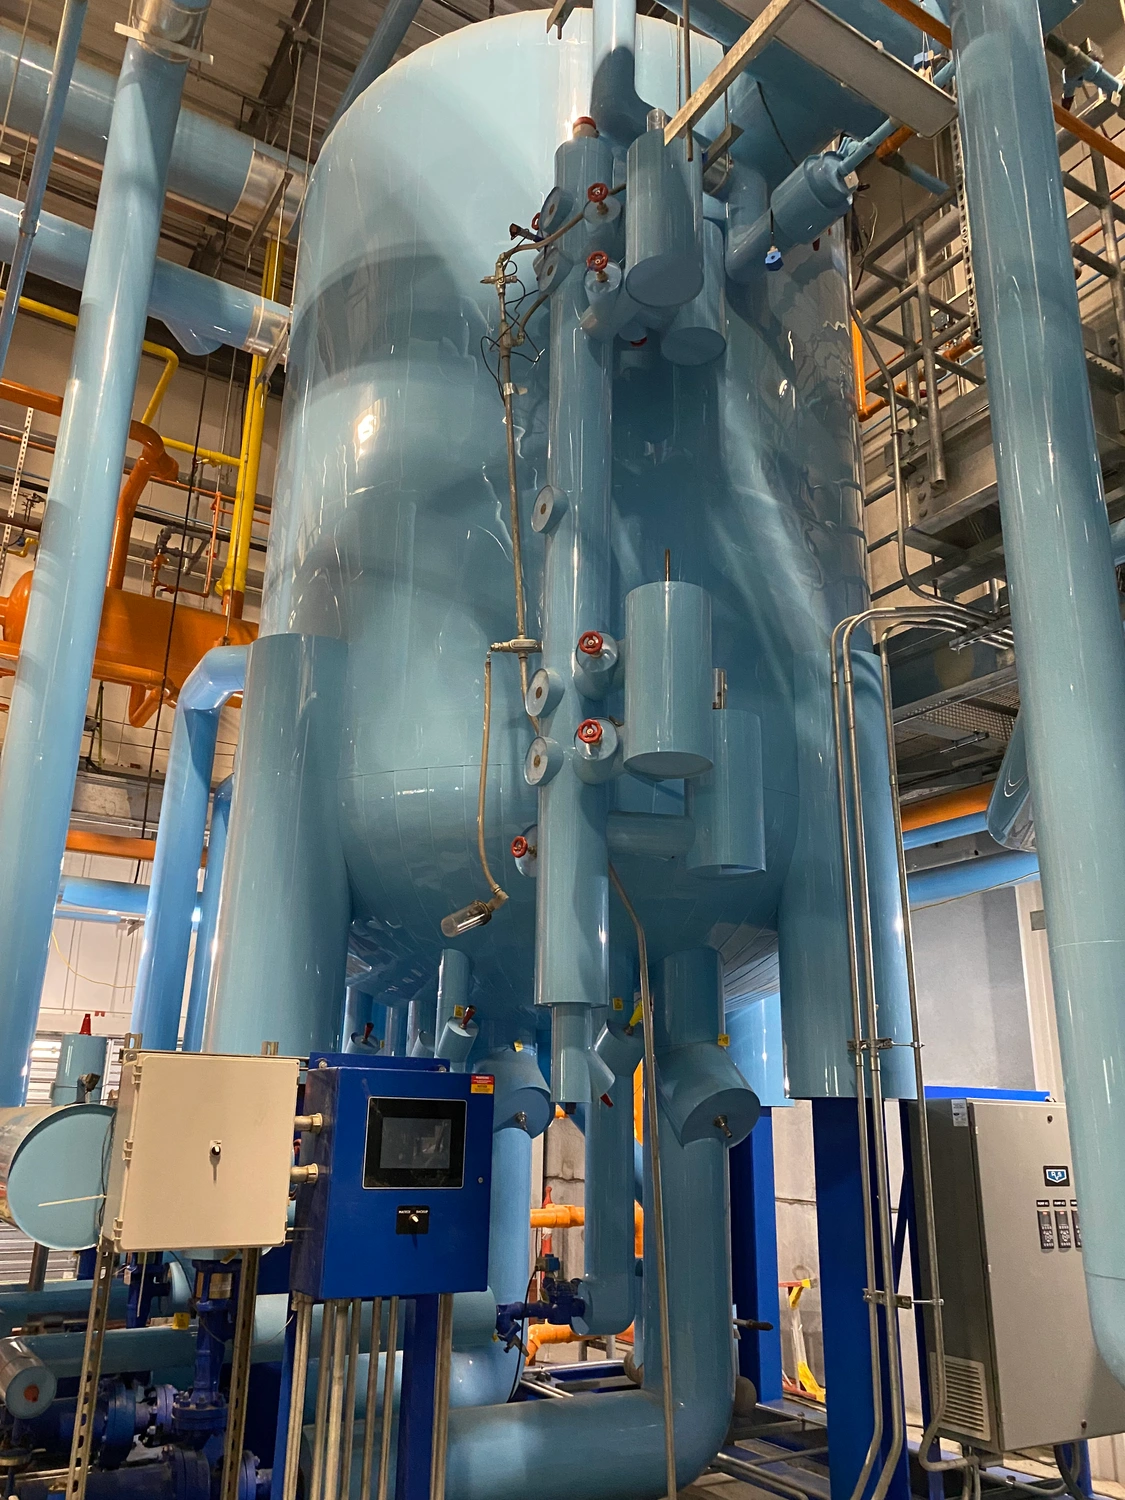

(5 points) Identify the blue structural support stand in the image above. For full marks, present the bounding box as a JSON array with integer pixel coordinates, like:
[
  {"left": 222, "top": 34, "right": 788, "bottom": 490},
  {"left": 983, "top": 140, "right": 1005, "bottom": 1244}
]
[
  {"left": 396, "top": 1296, "right": 440, "bottom": 1500},
  {"left": 729, "top": 1107, "right": 783, "bottom": 1403},
  {"left": 812, "top": 1098, "right": 909, "bottom": 1500},
  {"left": 0, "top": 0, "right": 211, "bottom": 1105},
  {"left": 132, "top": 647, "right": 247, "bottom": 1052},
  {"left": 951, "top": 0, "right": 1125, "bottom": 1383}
]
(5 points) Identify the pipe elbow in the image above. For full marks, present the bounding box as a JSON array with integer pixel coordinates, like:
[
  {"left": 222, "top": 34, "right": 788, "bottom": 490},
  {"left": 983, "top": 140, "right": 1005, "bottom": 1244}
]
[{"left": 573, "top": 1269, "right": 636, "bottom": 1336}]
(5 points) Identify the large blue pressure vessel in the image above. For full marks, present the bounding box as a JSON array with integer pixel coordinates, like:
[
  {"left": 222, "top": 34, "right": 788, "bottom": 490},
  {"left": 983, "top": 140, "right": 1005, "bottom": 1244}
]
[{"left": 208, "top": 9, "right": 914, "bottom": 1099}]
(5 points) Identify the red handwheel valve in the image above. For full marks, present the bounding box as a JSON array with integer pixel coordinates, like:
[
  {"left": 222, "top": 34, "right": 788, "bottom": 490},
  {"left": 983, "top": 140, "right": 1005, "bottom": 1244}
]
[
  {"left": 578, "top": 629, "right": 605, "bottom": 654},
  {"left": 577, "top": 719, "right": 604, "bottom": 745}
]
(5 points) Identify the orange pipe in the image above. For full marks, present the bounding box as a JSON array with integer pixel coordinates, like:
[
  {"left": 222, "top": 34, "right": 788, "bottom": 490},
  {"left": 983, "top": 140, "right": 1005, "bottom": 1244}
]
[
  {"left": 0, "top": 378, "right": 178, "bottom": 592},
  {"left": 65, "top": 830, "right": 157, "bottom": 862},
  {"left": 899, "top": 781, "right": 994, "bottom": 830},
  {"left": 531, "top": 1205, "right": 585, "bottom": 1229}
]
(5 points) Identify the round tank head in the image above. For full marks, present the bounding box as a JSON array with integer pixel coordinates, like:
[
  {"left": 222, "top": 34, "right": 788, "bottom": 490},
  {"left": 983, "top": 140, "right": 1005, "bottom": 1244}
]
[
  {"left": 0, "top": 1340, "right": 57, "bottom": 1418},
  {"left": 0, "top": 1103, "right": 115, "bottom": 1250}
]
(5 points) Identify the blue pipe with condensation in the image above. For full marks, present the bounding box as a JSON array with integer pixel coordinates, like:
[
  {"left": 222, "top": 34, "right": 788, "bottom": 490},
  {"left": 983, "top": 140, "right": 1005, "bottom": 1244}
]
[
  {"left": 132, "top": 648, "right": 246, "bottom": 1052},
  {"left": 0, "top": 3, "right": 212, "bottom": 1105},
  {"left": 591, "top": 0, "right": 651, "bottom": 148},
  {"left": 0, "top": 192, "right": 286, "bottom": 355},
  {"left": 182, "top": 775, "right": 232, "bottom": 1054},
  {"left": 0, "top": 0, "right": 86, "bottom": 380},
  {"left": 57, "top": 877, "right": 149, "bottom": 917},
  {"left": 534, "top": 126, "right": 616, "bottom": 1104},
  {"left": 951, "top": 0, "right": 1125, "bottom": 1385},
  {"left": 901, "top": 811, "right": 988, "bottom": 850}
]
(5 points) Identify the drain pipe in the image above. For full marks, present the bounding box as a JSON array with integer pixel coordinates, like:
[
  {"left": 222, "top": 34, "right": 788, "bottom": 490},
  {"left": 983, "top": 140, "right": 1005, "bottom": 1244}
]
[
  {"left": 951, "top": 0, "right": 1125, "bottom": 1384},
  {"left": 0, "top": 0, "right": 86, "bottom": 381},
  {"left": 0, "top": 0, "right": 213, "bottom": 1105},
  {"left": 132, "top": 647, "right": 247, "bottom": 1052}
]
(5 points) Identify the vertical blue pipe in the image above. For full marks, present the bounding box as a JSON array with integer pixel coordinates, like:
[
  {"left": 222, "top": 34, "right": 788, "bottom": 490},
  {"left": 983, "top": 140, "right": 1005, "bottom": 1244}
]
[
  {"left": 322, "top": 0, "right": 426, "bottom": 139},
  {"left": 729, "top": 1108, "right": 783, "bottom": 1402},
  {"left": 575, "top": 1007, "right": 637, "bottom": 1336},
  {"left": 0, "top": 5, "right": 210, "bottom": 1105},
  {"left": 0, "top": 0, "right": 86, "bottom": 379},
  {"left": 182, "top": 776, "right": 231, "bottom": 1054},
  {"left": 132, "top": 646, "right": 246, "bottom": 1052},
  {"left": 534, "top": 127, "right": 615, "bottom": 1103},
  {"left": 384, "top": 1006, "right": 409, "bottom": 1057},
  {"left": 436, "top": 949, "right": 471, "bottom": 1037},
  {"left": 951, "top": 0, "right": 1125, "bottom": 1383},
  {"left": 591, "top": 0, "right": 649, "bottom": 147},
  {"left": 204, "top": 633, "right": 350, "bottom": 1060},
  {"left": 813, "top": 1097, "right": 910, "bottom": 1500}
]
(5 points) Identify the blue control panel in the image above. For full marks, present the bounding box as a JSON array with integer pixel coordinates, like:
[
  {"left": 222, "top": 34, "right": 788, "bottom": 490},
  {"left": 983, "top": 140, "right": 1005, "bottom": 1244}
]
[{"left": 290, "top": 1055, "right": 494, "bottom": 1300}]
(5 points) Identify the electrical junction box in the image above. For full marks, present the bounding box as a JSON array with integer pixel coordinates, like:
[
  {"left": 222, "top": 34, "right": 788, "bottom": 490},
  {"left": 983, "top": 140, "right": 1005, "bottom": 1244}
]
[
  {"left": 290, "top": 1055, "right": 494, "bottom": 1301},
  {"left": 919, "top": 1098, "right": 1125, "bottom": 1453},
  {"left": 103, "top": 1051, "right": 299, "bottom": 1253}
]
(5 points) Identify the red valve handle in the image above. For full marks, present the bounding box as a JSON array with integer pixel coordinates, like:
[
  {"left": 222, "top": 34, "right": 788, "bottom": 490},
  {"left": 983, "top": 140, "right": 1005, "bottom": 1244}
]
[
  {"left": 578, "top": 629, "right": 604, "bottom": 654},
  {"left": 531, "top": 212, "right": 541, "bottom": 230},
  {"left": 577, "top": 718, "right": 604, "bottom": 745},
  {"left": 586, "top": 251, "right": 609, "bottom": 273},
  {"left": 587, "top": 181, "right": 610, "bottom": 203},
  {"left": 511, "top": 836, "right": 529, "bottom": 859}
]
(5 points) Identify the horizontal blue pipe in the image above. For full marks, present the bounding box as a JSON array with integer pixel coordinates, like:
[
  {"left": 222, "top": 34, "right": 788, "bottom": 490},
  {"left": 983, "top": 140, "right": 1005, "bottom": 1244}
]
[
  {"left": 58, "top": 876, "right": 149, "bottom": 916},
  {"left": 901, "top": 810, "right": 988, "bottom": 849},
  {"left": 907, "top": 849, "right": 1039, "bottom": 907},
  {"left": 0, "top": 192, "right": 286, "bottom": 355},
  {"left": 0, "top": 21, "right": 305, "bottom": 229}
]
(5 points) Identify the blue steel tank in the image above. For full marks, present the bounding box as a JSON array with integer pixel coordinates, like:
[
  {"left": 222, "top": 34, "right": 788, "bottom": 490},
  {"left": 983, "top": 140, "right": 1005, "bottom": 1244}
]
[{"left": 205, "top": 7, "right": 914, "bottom": 1101}]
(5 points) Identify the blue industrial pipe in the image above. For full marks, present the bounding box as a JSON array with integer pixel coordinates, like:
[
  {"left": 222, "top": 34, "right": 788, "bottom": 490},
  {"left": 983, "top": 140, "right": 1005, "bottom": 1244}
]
[
  {"left": 57, "top": 877, "right": 149, "bottom": 917},
  {"left": 535, "top": 126, "right": 616, "bottom": 1103},
  {"left": 906, "top": 849, "right": 1039, "bottom": 908},
  {"left": 0, "top": 192, "right": 286, "bottom": 355},
  {"left": 132, "top": 648, "right": 246, "bottom": 1052},
  {"left": 901, "top": 811, "right": 988, "bottom": 850},
  {"left": 0, "top": 0, "right": 212, "bottom": 1106},
  {"left": 0, "top": 0, "right": 86, "bottom": 380},
  {"left": 591, "top": 0, "right": 651, "bottom": 147},
  {"left": 443, "top": 954, "right": 736, "bottom": 1499},
  {"left": 951, "top": 0, "right": 1125, "bottom": 1385},
  {"left": 323, "top": 0, "right": 427, "bottom": 139},
  {"left": 0, "top": 21, "right": 305, "bottom": 231},
  {"left": 182, "top": 775, "right": 232, "bottom": 1054}
]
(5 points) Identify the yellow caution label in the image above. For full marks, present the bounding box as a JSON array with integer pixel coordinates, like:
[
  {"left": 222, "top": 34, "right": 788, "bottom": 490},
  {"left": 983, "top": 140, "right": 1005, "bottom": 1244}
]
[
  {"left": 718, "top": 1034, "right": 730, "bottom": 1047},
  {"left": 454, "top": 1005, "right": 465, "bottom": 1019},
  {"left": 471, "top": 1074, "right": 495, "bottom": 1094},
  {"left": 612, "top": 996, "right": 625, "bottom": 1011}
]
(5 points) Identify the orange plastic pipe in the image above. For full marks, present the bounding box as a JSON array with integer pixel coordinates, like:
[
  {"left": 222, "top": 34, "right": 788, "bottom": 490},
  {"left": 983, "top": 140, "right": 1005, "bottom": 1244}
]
[{"left": 899, "top": 781, "right": 994, "bottom": 830}]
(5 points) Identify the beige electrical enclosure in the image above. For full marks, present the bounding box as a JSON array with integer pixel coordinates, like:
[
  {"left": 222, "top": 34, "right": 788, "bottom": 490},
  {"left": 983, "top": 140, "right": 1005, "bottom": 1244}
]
[{"left": 103, "top": 1051, "right": 299, "bottom": 1252}]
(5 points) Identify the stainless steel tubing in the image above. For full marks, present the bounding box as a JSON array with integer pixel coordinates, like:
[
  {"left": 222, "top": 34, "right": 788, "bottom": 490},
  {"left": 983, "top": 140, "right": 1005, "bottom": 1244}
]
[
  {"left": 339, "top": 1299, "right": 363, "bottom": 1500},
  {"left": 913, "top": 224, "right": 946, "bottom": 488},
  {"left": 709, "top": 1453, "right": 812, "bottom": 1500},
  {"left": 322, "top": 1301, "right": 349, "bottom": 1500},
  {"left": 359, "top": 1297, "right": 383, "bottom": 1500},
  {"left": 429, "top": 1292, "right": 455, "bottom": 1500},
  {"left": 282, "top": 1295, "right": 314, "bottom": 1500},
  {"left": 309, "top": 1297, "right": 338, "bottom": 1500},
  {"left": 376, "top": 1297, "right": 399, "bottom": 1500},
  {"left": 608, "top": 864, "right": 677, "bottom": 1500},
  {"left": 1090, "top": 150, "right": 1125, "bottom": 367}
]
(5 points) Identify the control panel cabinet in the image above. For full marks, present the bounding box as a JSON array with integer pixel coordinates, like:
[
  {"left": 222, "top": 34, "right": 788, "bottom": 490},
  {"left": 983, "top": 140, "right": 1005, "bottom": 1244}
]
[
  {"left": 290, "top": 1056, "right": 493, "bottom": 1300},
  {"left": 919, "top": 1098, "right": 1125, "bottom": 1453}
]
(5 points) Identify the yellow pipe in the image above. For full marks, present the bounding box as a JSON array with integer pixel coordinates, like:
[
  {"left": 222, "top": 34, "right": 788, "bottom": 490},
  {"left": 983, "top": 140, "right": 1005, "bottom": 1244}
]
[
  {"left": 162, "top": 436, "right": 243, "bottom": 469},
  {"left": 221, "top": 237, "right": 284, "bottom": 613},
  {"left": 0, "top": 290, "right": 179, "bottom": 427}
]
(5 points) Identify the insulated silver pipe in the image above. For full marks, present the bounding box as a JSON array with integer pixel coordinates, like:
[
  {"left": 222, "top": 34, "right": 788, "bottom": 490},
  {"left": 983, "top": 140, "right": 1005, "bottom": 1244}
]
[
  {"left": 282, "top": 1296, "right": 313, "bottom": 1500},
  {"left": 359, "top": 1297, "right": 383, "bottom": 1500},
  {"left": 308, "top": 1298, "right": 337, "bottom": 1500},
  {"left": 376, "top": 1298, "right": 399, "bottom": 1500},
  {"left": 322, "top": 1302, "right": 349, "bottom": 1500},
  {"left": 429, "top": 1293, "right": 455, "bottom": 1500},
  {"left": 339, "top": 1299, "right": 363, "bottom": 1500}
]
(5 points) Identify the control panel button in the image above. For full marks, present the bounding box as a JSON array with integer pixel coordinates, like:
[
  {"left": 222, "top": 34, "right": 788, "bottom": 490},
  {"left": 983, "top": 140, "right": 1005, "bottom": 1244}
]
[
  {"left": 1055, "top": 1210, "right": 1073, "bottom": 1249},
  {"left": 1038, "top": 1209, "right": 1055, "bottom": 1250},
  {"left": 1072, "top": 1207, "right": 1082, "bottom": 1248},
  {"left": 396, "top": 1205, "right": 430, "bottom": 1235}
]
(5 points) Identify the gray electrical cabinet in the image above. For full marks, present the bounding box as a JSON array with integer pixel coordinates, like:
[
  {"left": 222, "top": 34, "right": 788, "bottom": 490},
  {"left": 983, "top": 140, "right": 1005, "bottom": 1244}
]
[{"left": 921, "top": 1098, "right": 1125, "bottom": 1453}]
